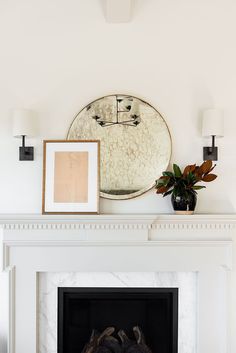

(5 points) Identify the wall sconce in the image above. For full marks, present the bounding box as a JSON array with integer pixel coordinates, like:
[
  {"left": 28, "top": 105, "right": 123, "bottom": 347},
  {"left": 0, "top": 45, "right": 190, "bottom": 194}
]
[
  {"left": 13, "top": 109, "right": 36, "bottom": 161},
  {"left": 202, "top": 108, "right": 224, "bottom": 161}
]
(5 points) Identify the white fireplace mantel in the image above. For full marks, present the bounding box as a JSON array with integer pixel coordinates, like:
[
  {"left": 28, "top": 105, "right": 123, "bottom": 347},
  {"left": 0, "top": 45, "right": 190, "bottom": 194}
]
[
  {"left": 0, "top": 214, "right": 235, "bottom": 353},
  {"left": 0, "top": 213, "right": 236, "bottom": 229}
]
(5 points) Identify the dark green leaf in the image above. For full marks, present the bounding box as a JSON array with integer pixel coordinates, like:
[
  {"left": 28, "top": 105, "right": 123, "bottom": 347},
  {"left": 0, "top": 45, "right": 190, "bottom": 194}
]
[
  {"left": 163, "top": 189, "right": 173, "bottom": 197},
  {"left": 163, "top": 171, "right": 174, "bottom": 177},
  {"left": 192, "top": 185, "right": 206, "bottom": 190},
  {"left": 173, "top": 164, "right": 182, "bottom": 178}
]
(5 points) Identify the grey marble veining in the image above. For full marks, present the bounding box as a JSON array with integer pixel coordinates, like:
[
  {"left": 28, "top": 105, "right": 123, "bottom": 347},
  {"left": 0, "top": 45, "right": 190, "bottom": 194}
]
[{"left": 38, "top": 272, "right": 197, "bottom": 353}]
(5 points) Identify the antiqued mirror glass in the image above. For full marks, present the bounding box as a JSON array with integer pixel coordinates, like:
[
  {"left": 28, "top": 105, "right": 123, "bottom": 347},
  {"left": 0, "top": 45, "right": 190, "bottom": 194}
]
[{"left": 67, "top": 95, "right": 172, "bottom": 200}]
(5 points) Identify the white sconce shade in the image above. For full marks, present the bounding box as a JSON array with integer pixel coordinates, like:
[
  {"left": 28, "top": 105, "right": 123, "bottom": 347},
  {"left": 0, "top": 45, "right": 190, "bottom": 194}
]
[
  {"left": 12, "top": 109, "right": 36, "bottom": 138},
  {"left": 202, "top": 109, "right": 224, "bottom": 137},
  {"left": 202, "top": 108, "right": 224, "bottom": 161}
]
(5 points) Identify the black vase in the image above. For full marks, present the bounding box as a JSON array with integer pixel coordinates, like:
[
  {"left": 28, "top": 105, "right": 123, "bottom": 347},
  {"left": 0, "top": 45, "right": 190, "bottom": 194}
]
[{"left": 171, "top": 191, "right": 197, "bottom": 214}]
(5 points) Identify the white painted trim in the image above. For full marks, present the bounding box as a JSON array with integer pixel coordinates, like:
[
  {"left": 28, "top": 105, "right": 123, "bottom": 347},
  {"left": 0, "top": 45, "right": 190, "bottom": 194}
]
[
  {"left": 0, "top": 214, "right": 234, "bottom": 353},
  {"left": 8, "top": 267, "right": 15, "bottom": 353},
  {"left": 2, "top": 239, "right": 232, "bottom": 247},
  {"left": 0, "top": 214, "right": 235, "bottom": 230},
  {"left": 0, "top": 266, "right": 15, "bottom": 353}
]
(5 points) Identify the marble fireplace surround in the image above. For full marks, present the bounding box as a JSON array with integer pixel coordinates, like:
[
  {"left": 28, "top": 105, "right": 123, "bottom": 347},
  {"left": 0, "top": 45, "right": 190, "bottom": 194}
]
[
  {"left": 0, "top": 214, "right": 234, "bottom": 353},
  {"left": 39, "top": 271, "right": 197, "bottom": 353}
]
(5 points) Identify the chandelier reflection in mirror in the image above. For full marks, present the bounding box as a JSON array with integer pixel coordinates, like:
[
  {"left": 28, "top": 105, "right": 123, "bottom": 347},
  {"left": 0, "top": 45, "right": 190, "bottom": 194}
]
[
  {"left": 67, "top": 95, "right": 172, "bottom": 200},
  {"left": 92, "top": 95, "right": 141, "bottom": 127}
]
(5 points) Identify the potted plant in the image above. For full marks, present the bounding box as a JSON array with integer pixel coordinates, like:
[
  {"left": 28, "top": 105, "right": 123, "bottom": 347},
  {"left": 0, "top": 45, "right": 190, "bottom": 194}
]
[{"left": 155, "top": 160, "right": 217, "bottom": 214}]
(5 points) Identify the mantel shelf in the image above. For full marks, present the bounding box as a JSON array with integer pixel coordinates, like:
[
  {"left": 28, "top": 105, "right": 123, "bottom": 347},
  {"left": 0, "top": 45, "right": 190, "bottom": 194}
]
[{"left": 0, "top": 213, "right": 235, "bottom": 231}]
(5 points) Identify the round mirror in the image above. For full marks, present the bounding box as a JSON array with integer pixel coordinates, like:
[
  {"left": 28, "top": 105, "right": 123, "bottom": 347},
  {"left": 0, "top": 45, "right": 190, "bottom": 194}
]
[{"left": 67, "top": 95, "right": 172, "bottom": 200}]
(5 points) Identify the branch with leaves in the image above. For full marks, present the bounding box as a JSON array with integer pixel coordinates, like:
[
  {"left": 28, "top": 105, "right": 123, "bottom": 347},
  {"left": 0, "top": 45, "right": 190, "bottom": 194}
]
[{"left": 155, "top": 160, "right": 217, "bottom": 197}]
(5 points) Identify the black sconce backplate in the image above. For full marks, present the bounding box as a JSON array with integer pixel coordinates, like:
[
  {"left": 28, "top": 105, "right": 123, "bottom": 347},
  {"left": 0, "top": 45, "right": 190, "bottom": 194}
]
[
  {"left": 203, "top": 146, "right": 218, "bottom": 161},
  {"left": 19, "top": 146, "right": 34, "bottom": 161}
]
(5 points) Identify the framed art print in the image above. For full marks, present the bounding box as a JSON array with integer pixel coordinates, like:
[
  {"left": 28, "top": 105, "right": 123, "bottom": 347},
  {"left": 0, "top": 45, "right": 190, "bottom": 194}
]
[{"left": 42, "top": 140, "right": 100, "bottom": 214}]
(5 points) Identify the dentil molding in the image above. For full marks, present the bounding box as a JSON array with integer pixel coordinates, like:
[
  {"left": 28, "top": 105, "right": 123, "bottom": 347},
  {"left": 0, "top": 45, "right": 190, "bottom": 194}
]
[{"left": 0, "top": 214, "right": 235, "bottom": 231}]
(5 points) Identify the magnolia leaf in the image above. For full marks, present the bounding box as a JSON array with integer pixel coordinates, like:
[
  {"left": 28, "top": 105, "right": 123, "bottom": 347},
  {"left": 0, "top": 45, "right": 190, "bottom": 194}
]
[
  {"left": 192, "top": 185, "right": 206, "bottom": 190},
  {"left": 163, "top": 171, "right": 174, "bottom": 177},
  {"left": 156, "top": 176, "right": 170, "bottom": 187},
  {"left": 194, "top": 166, "right": 201, "bottom": 177},
  {"left": 183, "top": 164, "right": 196, "bottom": 175},
  {"left": 200, "top": 160, "right": 213, "bottom": 174},
  {"left": 202, "top": 173, "right": 217, "bottom": 182},
  {"left": 163, "top": 189, "right": 173, "bottom": 197},
  {"left": 183, "top": 165, "right": 191, "bottom": 177},
  {"left": 159, "top": 176, "right": 169, "bottom": 180},
  {"left": 156, "top": 182, "right": 165, "bottom": 188},
  {"left": 156, "top": 178, "right": 165, "bottom": 185},
  {"left": 189, "top": 164, "right": 196, "bottom": 172},
  {"left": 173, "top": 164, "right": 182, "bottom": 178},
  {"left": 205, "top": 163, "right": 216, "bottom": 175},
  {"left": 156, "top": 186, "right": 169, "bottom": 194}
]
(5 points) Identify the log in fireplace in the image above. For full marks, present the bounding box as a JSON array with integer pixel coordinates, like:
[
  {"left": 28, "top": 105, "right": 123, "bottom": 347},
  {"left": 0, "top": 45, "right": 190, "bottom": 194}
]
[{"left": 58, "top": 287, "right": 178, "bottom": 353}]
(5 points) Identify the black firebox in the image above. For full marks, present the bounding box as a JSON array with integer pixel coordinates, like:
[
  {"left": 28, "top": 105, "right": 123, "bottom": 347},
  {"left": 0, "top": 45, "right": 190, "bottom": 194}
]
[{"left": 58, "top": 287, "right": 178, "bottom": 353}]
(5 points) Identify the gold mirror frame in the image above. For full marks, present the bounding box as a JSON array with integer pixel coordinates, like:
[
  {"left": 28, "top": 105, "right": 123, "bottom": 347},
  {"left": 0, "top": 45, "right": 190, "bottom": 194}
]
[{"left": 67, "top": 95, "right": 172, "bottom": 200}]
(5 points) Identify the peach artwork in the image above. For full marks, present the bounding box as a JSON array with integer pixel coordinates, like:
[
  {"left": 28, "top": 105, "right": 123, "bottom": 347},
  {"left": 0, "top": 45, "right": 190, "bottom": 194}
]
[{"left": 54, "top": 151, "right": 88, "bottom": 203}]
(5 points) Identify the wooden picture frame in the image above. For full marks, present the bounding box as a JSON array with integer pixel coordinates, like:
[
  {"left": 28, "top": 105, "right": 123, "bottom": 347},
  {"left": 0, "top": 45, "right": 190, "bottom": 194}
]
[{"left": 42, "top": 140, "right": 100, "bottom": 214}]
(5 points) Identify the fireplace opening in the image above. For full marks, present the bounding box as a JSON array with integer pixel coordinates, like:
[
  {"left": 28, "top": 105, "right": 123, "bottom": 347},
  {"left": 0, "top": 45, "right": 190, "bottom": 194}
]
[{"left": 58, "top": 287, "right": 178, "bottom": 353}]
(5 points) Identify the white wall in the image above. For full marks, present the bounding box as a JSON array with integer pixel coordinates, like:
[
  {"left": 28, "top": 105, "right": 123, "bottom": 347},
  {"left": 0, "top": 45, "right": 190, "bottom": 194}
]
[
  {"left": 0, "top": 0, "right": 235, "bottom": 214},
  {"left": 0, "top": 1, "right": 236, "bottom": 351}
]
